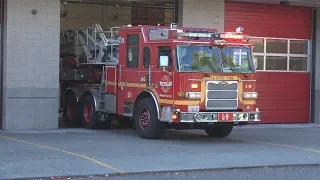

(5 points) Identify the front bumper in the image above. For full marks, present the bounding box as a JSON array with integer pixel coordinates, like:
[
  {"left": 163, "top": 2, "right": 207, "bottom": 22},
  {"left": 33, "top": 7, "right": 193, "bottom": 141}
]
[{"left": 161, "top": 111, "right": 261, "bottom": 123}]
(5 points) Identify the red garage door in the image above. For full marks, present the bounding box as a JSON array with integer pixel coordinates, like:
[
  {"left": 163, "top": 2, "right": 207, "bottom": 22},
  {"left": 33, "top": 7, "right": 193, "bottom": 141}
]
[{"left": 225, "top": 1, "right": 312, "bottom": 123}]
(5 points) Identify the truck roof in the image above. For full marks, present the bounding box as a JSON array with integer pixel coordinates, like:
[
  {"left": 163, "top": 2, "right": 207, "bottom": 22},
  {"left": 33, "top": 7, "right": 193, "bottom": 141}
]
[{"left": 119, "top": 24, "right": 252, "bottom": 46}]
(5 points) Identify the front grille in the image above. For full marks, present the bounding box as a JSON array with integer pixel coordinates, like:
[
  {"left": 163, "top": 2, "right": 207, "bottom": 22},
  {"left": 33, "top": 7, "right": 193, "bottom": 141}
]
[{"left": 206, "top": 81, "right": 238, "bottom": 110}]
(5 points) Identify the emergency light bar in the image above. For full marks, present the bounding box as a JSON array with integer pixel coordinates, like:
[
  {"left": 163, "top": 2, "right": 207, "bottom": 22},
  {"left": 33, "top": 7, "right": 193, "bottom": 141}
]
[
  {"left": 176, "top": 32, "right": 214, "bottom": 38},
  {"left": 218, "top": 34, "right": 244, "bottom": 39},
  {"left": 176, "top": 32, "right": 245, "bottom": 40},
  {"left": 175, "top": 26, "right": 250, "bottom": 43}
]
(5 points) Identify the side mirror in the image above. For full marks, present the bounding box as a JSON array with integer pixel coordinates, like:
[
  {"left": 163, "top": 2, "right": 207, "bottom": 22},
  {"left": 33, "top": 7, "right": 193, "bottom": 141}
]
[
  {"left": 159, "top": 56, "right": 169, "bottom": 67},
  {"left": 253, "top": 57, "right": 258, "bottom": 70},
  {"left": 170, "top": 23, "right": 179, "bottom": 29},
  {"left": 160, "top": 55, "right": 172, "bottom": 76}
]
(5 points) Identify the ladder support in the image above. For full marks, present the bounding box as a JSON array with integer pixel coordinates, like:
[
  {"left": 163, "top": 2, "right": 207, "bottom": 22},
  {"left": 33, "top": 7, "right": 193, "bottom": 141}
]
[{"left": 60, "top": 24, "right": 122, "bottom": 66}]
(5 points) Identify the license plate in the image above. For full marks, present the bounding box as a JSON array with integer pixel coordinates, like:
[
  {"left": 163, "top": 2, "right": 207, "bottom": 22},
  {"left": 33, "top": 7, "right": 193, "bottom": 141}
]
[{"left": 218, "top": 113, "right": 233, "bottom": 121}]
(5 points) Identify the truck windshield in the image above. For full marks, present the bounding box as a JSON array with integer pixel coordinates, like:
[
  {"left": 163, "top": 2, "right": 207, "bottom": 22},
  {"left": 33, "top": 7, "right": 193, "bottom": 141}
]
[{"left": 176, "top": 45, "right": 254, "bottom": 73}]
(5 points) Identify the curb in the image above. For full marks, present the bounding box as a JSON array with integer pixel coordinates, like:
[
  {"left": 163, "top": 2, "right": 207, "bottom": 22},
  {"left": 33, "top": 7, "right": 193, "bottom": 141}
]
[{"left": 6, "top": 163, "right": 320, "bottom": 180}]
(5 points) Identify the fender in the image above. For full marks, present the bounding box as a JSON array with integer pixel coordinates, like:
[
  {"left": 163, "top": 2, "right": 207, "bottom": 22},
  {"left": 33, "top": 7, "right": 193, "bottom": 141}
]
[
  {"left": 136, "top": 90, "right": 161, "bottom": 119},
  {"left": 64, "top": 88, "right": 79, "bottom": 102},
  {"left": 80, "top": 88, "right": 99, "bottom": 111}
]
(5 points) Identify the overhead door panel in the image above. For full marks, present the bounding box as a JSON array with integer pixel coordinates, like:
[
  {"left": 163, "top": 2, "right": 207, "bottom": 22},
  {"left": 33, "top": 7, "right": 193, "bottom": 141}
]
[
  {"left": 225, "top": 1, "right": 312, "bottom": 39},
  {"left": 225, "top": 1, "right": 312, "bottom": 124}
]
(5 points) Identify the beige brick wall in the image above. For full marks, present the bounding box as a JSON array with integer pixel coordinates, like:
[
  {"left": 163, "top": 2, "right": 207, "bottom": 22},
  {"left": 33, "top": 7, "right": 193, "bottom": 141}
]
[
  {"left": 5, "top": 0, "right": 60, "bottom": 88},
  {"left": 3, "top": 0, "right": 60, "bottom": 130},
  {"left": 179, "top": 0, "right": 224, "bottom": 32}
]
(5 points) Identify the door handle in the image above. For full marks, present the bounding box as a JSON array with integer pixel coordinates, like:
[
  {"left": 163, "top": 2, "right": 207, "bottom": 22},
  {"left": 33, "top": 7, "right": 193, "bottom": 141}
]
[
  {"left": 146, "top": 65, "right": 152, "bottom": 87},
  {"left": 146, "top": 73, "right": 150, "bottom": 87}
]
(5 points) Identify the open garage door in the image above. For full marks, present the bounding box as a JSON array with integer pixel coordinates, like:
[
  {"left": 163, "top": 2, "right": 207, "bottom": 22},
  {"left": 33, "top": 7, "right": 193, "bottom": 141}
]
[
  {"left": 59, "top": 0, "right": 176, "bottom": 128},
  {"left": 60, "top": 0, "right": 175, "bottom": 31}
]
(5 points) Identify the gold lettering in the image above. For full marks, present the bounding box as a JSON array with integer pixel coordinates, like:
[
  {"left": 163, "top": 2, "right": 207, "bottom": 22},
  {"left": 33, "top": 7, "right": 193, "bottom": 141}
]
[{"left": 206, "top": 76, "right": 239, "bottom": 80}]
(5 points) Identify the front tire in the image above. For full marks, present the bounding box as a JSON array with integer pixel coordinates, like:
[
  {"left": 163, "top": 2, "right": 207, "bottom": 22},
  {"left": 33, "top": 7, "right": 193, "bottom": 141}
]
[
  {"left": 81, "top": 94, "right": 111, "bottom": 129},
  {"left": 204, "top": 123, "right": 234, "bottom": 138},
  {"left": 134, "top": 97, "right": 166, "bottom": 139}
]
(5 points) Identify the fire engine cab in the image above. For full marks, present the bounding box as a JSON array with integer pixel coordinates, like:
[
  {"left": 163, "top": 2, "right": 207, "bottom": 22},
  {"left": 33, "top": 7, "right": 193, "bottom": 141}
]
[{"left": 59, "top": 23, "right": 261, "bottom": 139}]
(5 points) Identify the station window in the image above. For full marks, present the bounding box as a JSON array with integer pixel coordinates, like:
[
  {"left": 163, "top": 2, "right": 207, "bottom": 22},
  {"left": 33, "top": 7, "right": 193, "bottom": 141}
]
[
  {"left": 143, "top": 47, "right": 150, "bottom": 68},
  {"left": 251, "top": 38, "right": 310, "bottom": 72},
  {"left": 127, "top": 34, "right": 140, "bottom": 68},
  {"left": 157, "top": 46, "right": 172, "bottom": 67}
]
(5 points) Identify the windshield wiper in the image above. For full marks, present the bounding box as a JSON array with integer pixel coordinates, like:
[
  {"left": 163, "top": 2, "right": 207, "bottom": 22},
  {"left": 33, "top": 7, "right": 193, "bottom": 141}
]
[
  {"left": 198, "top": 68, "right": 210, "bottom": 77},
  {"left": 228, "top": 68, "right": 249, "bottom": 78},
  {"left": 240, "top": 72, "right": 249, "bottom": 78},
  {"left": 190, "top": 66, "right": 210, "bottom": 77}
]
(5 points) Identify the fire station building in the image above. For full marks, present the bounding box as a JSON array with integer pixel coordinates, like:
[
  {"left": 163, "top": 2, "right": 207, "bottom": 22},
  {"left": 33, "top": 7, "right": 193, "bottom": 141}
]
[{"left": 0, "top": 0, "right": 319, "bottom": 130}]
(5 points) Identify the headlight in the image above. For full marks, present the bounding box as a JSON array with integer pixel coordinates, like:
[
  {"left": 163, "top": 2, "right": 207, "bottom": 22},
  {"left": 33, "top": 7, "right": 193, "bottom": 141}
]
[
  {"left": 243, "top": 92, "right": 258, "bottom": 99},
  {"left": 186, "top": 92, "right": 202, "bottom": 99},
  {"left": 178, "top": 92, "right": 202, "bottom": 99}
]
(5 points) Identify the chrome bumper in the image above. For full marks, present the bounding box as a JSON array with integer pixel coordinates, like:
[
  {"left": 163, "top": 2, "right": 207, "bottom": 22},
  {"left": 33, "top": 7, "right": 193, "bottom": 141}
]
[{"left": 161, "top": 111, "right": 261, "bottom": 123}]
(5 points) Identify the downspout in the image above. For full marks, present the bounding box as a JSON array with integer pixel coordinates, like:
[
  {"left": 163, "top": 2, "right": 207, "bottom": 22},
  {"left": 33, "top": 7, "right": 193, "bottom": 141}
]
[
  {"left": 0, "top": 0, "right": 7, "bottom": 129},
  {"left": 310, "top": 8, "right": 317, "bottom": 123},
  {"left": 174, "top": 0, "right": 179, "bottom": 23}
]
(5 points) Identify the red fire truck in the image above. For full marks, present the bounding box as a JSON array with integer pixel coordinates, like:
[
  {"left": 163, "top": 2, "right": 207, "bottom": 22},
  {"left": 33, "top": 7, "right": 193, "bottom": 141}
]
[{"left": 59, "top": 23, "right": 260, "bottom": 139}]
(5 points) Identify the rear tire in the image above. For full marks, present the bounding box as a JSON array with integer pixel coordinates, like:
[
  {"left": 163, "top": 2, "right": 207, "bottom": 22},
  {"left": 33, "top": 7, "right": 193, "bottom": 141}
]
[
  {"left": 81, "top": 94, "right": 112, "bottom": 129},
  {"left": 204, "top": 123, "right": 234, "bottom": 138},
  {"left": 134, "top": 97, "right": 166, "bottom": 139},
  {"left": 63, "top": 94, "right": 80, "bottom": 126}
]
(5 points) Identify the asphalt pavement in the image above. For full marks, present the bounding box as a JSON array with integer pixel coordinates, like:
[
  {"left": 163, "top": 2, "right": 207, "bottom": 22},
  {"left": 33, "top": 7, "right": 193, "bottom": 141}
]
[{"left": 1, "top": 123, "right": 320, "bottom": 180}]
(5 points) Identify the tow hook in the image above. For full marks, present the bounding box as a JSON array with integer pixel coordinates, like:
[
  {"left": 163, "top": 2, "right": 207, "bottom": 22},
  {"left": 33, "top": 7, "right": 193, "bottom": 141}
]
[{"left": 234, "top": 122, "right": 246, "bottom": 127}]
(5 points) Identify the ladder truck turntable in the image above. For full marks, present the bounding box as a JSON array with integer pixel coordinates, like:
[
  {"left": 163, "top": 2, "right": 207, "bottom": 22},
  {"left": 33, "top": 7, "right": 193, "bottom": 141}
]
[{"left": 59, "top": 23, "right": 261, "bottom": 139}]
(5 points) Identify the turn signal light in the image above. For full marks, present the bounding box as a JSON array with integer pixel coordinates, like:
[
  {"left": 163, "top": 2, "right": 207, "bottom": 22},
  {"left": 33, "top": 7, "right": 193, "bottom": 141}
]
[
  {"left": 191, "top": 83, "right": 198, "bottom": 89},
  {"left": 172, "top": 111, "right": 179, "bottom": 121},
  {"left": 178, "top": 92, "right": 185, "bottom": 98},
  {"left": 172, "top": 114, "right": 178, "bottom": 120}
]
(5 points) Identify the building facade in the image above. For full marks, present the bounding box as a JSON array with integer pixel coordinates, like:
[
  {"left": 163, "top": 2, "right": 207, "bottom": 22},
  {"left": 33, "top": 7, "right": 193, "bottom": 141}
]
[{"left": 0, "top": 0, "right": 319, "bottom": 130}]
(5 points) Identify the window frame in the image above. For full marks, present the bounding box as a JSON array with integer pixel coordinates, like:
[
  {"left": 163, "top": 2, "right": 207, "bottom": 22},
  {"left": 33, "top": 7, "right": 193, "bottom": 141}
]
[
  {"left": 251, "top": 37, "right": 311, "bottom": 72},
  {"left": 143, "top": 47, "right": 151, "bottom": 68},
  {"left": 157, "top": 46, "right": 172, "bottom": 68},
  {"left": 126, "top": 34, "right": 140, "bottom": 68}
]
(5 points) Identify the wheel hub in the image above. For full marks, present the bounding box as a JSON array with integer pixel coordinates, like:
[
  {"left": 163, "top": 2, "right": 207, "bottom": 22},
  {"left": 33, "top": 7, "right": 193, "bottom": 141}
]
[
  {"left": 84, "top": 104, "right": 93, "bottom": 122},
  {"left": 67, "top": 104, "right": 74, "bottom": 120},
  {"left": 139, "top": 108, "right": 150, "bottom": 129}
]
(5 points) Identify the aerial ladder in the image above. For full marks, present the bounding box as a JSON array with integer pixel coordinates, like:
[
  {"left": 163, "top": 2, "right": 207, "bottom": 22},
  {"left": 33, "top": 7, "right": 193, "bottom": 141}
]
[
  {"left": 60, "top": 23, "right": 123, "bottom": 67},
  {"left": 59, "top": 24, "right": 123, "bottom": 116}
]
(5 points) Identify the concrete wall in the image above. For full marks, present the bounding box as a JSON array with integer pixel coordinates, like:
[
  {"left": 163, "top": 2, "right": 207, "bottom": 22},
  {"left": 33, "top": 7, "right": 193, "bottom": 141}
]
[
  {"left": 3, "top": 0, "right": 60, "bottom": 130},
  {"left": 178, "top": 0, "right": 224, "bottom": 32}
]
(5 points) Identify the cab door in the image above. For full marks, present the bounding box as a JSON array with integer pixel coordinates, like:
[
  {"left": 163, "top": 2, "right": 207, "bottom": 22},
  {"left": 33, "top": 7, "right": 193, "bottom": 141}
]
[
  {"left": 117, "top": 32, "right": 141, "bottom": 115},
  {"left": 140, "top": 46, "right": 152, "bottom": 89},
  {"left": 152, "top": 46, "right": 174, "bottom": 103}
]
